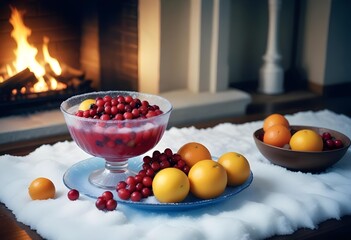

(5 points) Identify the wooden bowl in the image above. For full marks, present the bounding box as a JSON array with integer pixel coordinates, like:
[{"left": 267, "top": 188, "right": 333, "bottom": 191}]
[{"left": 253, "top": 125, "right": 351, "bottom": 173}]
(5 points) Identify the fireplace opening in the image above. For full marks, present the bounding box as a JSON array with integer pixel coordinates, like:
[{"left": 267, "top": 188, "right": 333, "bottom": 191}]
[{"left": 0, "top": 0, "right": 138, "bottom": 117}]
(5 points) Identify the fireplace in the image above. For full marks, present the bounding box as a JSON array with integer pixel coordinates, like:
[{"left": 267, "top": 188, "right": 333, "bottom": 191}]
[
  {"left": 0, "top": 0, "right": 252, "bottom": 147},
  {"left": 0, "top": 0, "right": 138, "bottom": 116}
]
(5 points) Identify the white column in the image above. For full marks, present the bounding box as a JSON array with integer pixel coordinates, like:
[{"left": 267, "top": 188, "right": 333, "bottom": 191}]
[
  {"left": 138, "top": 0, "right": 161, "bottom": 94},
  {"left": 258, "top": 0, "right": 284, "bottom": 94},
  {"left": 209, "top": 0, "right": 230, "bottom": 92},
  {"left": 188, "top": 0, "right": 202, "bottom": 93}
]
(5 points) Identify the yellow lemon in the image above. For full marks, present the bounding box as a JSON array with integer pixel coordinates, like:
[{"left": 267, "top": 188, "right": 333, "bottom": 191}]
[
  {"left": 290, "top": 129, "right": 323, "bottom": 151},
  {"left": 152, "top": 168, "right": 190, "bottom": 203},
  {"left": 78, "top": 99, "right": 95, "bottom": 111},
  {"left": 218, "top": 152, "right": 251, "bottom": 186},
  {"left": 188, "top": 159, "right": 227, "bottom": 199}
]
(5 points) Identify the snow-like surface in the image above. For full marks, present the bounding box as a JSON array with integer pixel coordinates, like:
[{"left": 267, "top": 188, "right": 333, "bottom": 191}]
[{"left": 0, "top": 110, "right": 350, "bottom": 240}]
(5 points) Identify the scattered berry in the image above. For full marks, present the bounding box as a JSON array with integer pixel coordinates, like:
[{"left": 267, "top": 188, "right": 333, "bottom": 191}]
[
  {"left": 67, "top": 189, "right": 80, "bottom": 201},
  {"left": 101, "top": 191, "right": 114, "bottom": 201},
  {"left": 95, "top": 197, "right": 107, "bottom": 210},
  {"left": 95, "top": 192, "right": 117, "bottom": 211},
  {"left": 106, "top": 199, "right": 118, "bottom": 211}
]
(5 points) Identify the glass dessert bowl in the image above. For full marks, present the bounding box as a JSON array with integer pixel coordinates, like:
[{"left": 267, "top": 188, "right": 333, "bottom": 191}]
[{"left": 61, "top": 91, "right": 172, "bottom": 189}]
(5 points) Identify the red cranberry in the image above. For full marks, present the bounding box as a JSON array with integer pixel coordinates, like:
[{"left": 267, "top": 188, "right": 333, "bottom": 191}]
[
  {"left": 130, "top": 191, "right": 142, "bottom": 202},
  {"left": 141, "top": 100, "right": 149, "bottom": 107},
  {"left": 177, "top": 160, "right": 186, "bottom": 168},
  {"left": 111, "top": 106, "right": 118, "bottom": 115},
  {"left": 127, "top": 183, "right": 136, "bottom": 193},
  {"left": 125, "top": 95, "right": 133, "bottom": 103},
  {"left": 114, "top": 114, "right": 124, "bottom": 120},
  {"left": 322, "top": 132, "right": 332, "bottom": 140},
  {"left": 117, "top": 103, "right": 125, "bottom": 111},
  {"left": 96, "top": 99, "right": 105, "bottom": 107},
  {"left": 96, "top": 106, "right": 104, "bottom": 113},
  {"left": 146, "top": 111, "right": 157, "bottom": 118},
  {"left": 123, "top": 112, "right": 133, "bottom": 120},
  {"left": 75, "top": 110, "right": 84, "bottom": 117},
  {"left": 131, "top": 108, "right": 140, "bottom": 118},
  {"left": 151, "top": 161, "right": 160, "bottom": 171},
  {"left": 111, "top": 97, "right": 119, "bottom": 106},
  {"left": 89, "top": 109, "right": 97, "bottom": 117},
  {"left": 334, "top": 139, "right": 344, "bottom": 149},
  {"left": 117, "top": 188, "right": 131, "bottom": 200},
  {"left": 116, "top": 181, "right": 127, "bottom": 190},
  {"left": 160, "top": 160, "right": 171, "bottom": 169},
  {"left": 146, "top": 168, "right": 155, "bottom": 177},
  {"left": 138, "top": 170, "right": 147, "bottom": 177},
  {"left": 135, "top": 183, "right": 144, "bottom": 191},
  {"left": 143, "top": 156, "right": 152, "bottom": 164},
  {"left": 117, "top": 96, "right": 125, "bottom": 103},
  {"left": 141, "top": 187, "right": 152, "bottom": 198},
  {"left": 83, "top": 110, "right": 90, "bottom": 118},
  {"left": 104, "top": 101, "right": 111, "bottom": 107},
  {"left": 134, "top": 175, "right": 143, "bottom": 183},
  {"left": 183, "top": 165, "right": 190, "bottom": 174},
  {"left": 67, "top": 189, "right": 79, "bottom": 201},
  {"left": 164, "top": 148, "right": 173, "bottom": 157},
  {"left": 126, "top": 176, "right": 136, "bottom": 186},
  {"left": 104, "top": 106, "right": 112, "bottom": 114},
  {"left": 325, "top": 139, "right": 335, "bottom": 149},
  {"left": 103, "top": 95, "right": 112, "bottom": 103},
  {"left": 100, "top": 114, "right": 110, "bottom": 120},
  {"left": 106, "top": 199, "right": 117, "bottom": 211},
  {"left": 158, "top": 154, "right": 168, "bottom": 162},
  {"left": 95, "top": 197, "right": 107, "bottom": 210},
  {"left": 142, "top": 176, "right": 153, "bottom": 187},
  {"left": 101, "top": 191, "right": 114, "bottom": 201}
]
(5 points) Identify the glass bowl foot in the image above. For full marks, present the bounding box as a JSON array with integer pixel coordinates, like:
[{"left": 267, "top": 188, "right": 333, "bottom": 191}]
[
  {"left": 88, "top": 159, "right": 138, "bottom": 189},
  {"left": 88, "top": 168, "right": 137, "bottom": 189}
]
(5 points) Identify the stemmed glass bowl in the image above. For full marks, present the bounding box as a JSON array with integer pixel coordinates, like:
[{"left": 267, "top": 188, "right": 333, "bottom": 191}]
[{"left": 60, "top": 91, "right": 172, "bottom": 189}]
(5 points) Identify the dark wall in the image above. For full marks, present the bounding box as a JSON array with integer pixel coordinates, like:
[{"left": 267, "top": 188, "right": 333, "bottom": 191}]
[{"left": 98, "top": 0, "right": 138, "bottom": 91}]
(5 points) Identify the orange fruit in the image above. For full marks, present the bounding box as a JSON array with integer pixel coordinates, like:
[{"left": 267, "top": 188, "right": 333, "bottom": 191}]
[
  {"left": 188, "top": 159, "right": 227, "bottom": 199},
  {"left": 263, "top": 124, "right": 291, "bottom": 148},
  {"left": 152, "top": 168, "right": 190, "bottom": 203},
  {"left": 263, "top": 113, "right": 290, "bottom": 132},
  {"left": 177, "top": 142, "right": 212, "bottom": 167},
  {"left": 290, "top": 129, "right": 323, "bottom": 151},
  {"left": 78, "top": 99, "right": 95, "bottom": 111},
  {"left": 218, "top": 152, "right": 251, "bottom": 186},
  {"left": 28, "top": 177, "right": 56, "bottom": 200}
]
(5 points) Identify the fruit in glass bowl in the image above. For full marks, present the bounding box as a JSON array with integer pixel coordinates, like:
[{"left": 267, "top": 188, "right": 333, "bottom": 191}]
[
  {"left": 253, "top": 125, "right": 351, "bottom": 173},
  {"left": 60, "top": 91, "right": 172, "bottom": 189}
]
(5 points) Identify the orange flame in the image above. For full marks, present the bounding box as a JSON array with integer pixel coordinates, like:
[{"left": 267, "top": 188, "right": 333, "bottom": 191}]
[{"left": 4, "top": 7, "right": 66, "bottom": 93}]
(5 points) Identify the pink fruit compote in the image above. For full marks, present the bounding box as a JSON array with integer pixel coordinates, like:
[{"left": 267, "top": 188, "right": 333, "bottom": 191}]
[{"left": 61, "top": 91, "right": 172, "bottom": 189}]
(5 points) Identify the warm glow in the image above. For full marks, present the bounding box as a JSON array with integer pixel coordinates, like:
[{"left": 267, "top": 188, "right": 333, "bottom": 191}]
[
  {"left": 33, "top": 77, "right": 49, "bottom": 92},
  {"left": 10, "top": 7, "right": 45, "bottom": 77},
  {"left": 43, "top": 36, "right": 62, "bottom": 76},
  {"left": 4, "top": 7, "right": 66, "bottom": 93}
]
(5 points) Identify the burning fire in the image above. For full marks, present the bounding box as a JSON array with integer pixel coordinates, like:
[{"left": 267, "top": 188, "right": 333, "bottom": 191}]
[{"left": 1, "top": 7, "right": 66, "bottom": 93}]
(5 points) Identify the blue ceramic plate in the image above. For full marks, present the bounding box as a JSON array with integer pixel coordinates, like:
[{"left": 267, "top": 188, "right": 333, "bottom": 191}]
[{"left": 63, "top": 157, "right": 253, "bottom": 211}]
